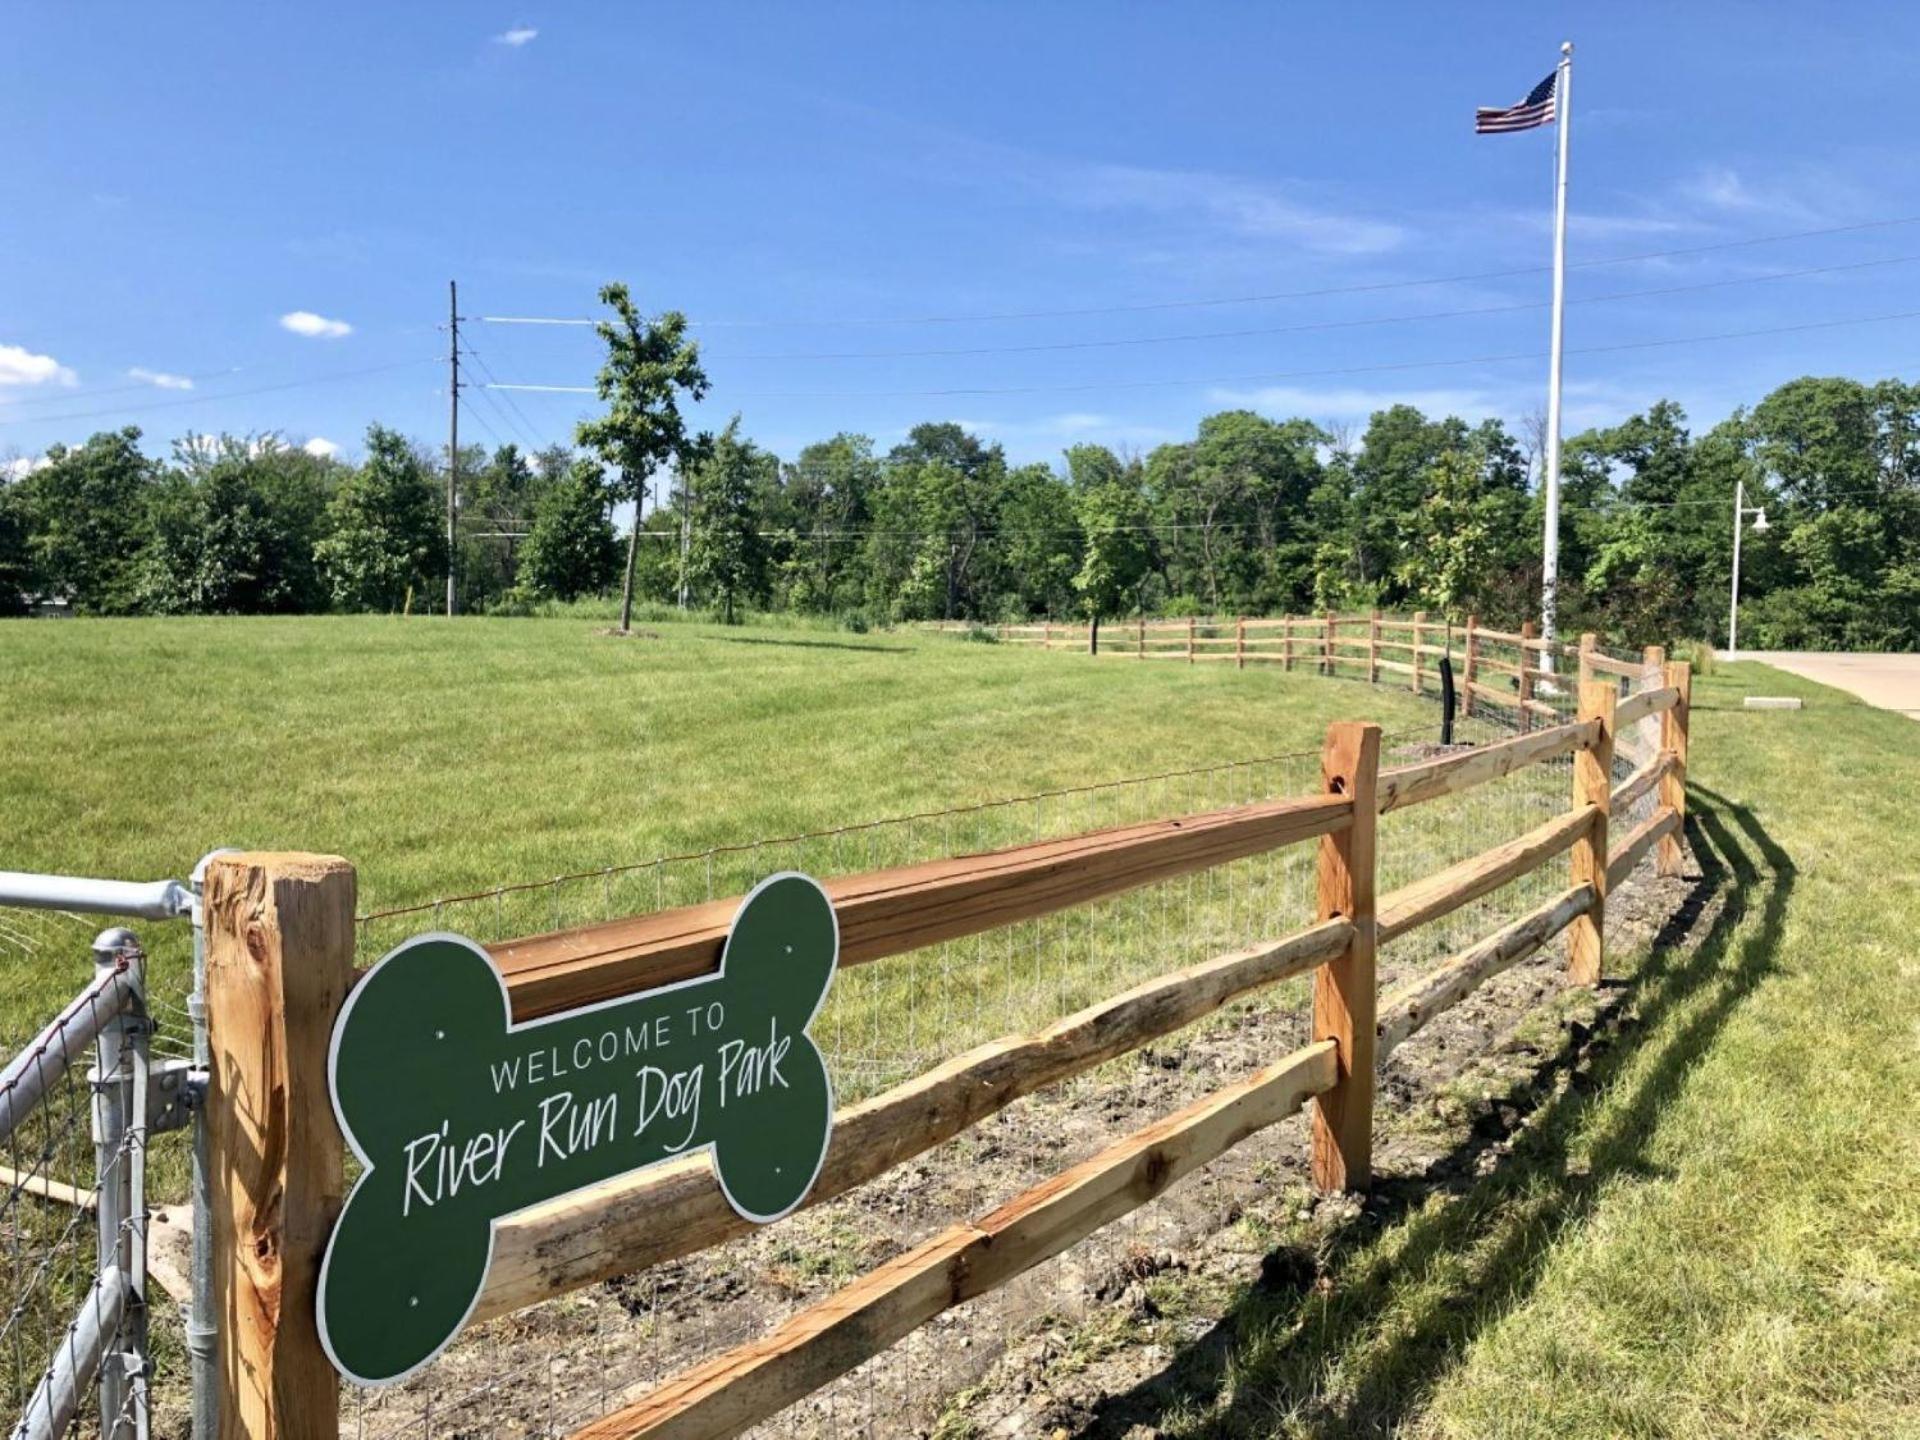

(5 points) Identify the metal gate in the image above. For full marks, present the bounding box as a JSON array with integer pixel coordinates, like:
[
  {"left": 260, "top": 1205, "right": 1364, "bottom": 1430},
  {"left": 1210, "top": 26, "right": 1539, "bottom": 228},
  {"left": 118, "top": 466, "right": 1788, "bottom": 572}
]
[{"left": 0, "top": 868, "right": 213, "bottom": 1440}]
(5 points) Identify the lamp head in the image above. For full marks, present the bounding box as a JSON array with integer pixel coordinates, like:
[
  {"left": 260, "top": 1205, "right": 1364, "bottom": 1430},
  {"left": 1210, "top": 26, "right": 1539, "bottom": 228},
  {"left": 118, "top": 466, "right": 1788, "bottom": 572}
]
[{"left": 1752, "top": 510, "right": 1770, "bottom": 533}]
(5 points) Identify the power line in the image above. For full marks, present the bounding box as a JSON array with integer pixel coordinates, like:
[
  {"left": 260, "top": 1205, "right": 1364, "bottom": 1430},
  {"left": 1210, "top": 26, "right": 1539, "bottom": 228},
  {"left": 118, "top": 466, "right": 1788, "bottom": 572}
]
[
  {"left": 482, "top": 305, "right": 1920, "bottom": 402},
  {"left": 474, "top": 213, "right": 1920, "bottom": 331},
  {"left": 0, "top": 357, "right": 439, "bottom": 429},
  {"left": 459, "top": 364, "right": 540, "bottom": 451},
  {"left": 714, "top": 253, "right": 1920, "bottom": 362},
  {"left": 460, "top": 343, "right": 550, "bottom": 450},
  {"left": 0, "top": 366, "right": 247, "bottom": 411},
  {"left": 457, "top": 391, "right": 508, "bottom": 448}
]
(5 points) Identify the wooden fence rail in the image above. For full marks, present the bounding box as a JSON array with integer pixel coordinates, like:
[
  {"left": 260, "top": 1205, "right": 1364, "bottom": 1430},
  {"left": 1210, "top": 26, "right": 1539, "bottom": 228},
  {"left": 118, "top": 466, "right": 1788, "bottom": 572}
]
[
  {"left": 966, "top": 614, "right": 1654, "bottom": 680},
  {"left": 202, "top": 633, "right": 1689, "bottom": 1440},
  {"left": 571, "top": 1042, "right": 1339, "bottom": 1440}
]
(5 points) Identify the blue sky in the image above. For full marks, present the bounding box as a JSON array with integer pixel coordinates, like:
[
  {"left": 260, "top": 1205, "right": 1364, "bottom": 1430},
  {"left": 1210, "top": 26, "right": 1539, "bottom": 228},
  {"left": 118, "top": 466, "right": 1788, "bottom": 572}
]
[{"left": 4, "top": 3, "right": 1918, "bottom": 474}]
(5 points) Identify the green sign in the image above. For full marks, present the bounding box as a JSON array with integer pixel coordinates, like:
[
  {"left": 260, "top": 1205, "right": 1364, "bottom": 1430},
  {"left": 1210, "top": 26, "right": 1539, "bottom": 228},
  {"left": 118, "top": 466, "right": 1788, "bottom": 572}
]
[{"left": 318, "top": 872, "right": 838, "bottom": 1386}]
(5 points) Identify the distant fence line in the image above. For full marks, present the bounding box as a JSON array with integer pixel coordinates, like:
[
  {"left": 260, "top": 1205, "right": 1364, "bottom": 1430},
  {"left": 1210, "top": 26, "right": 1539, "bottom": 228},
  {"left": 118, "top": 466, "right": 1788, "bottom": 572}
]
[{"left": 925, "top": 611, "right": 1669, "bottom": 739}]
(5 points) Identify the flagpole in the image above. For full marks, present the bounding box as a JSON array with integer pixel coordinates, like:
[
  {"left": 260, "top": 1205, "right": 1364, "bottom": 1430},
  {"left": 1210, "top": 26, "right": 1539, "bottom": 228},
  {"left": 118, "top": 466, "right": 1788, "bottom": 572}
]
[{"left": 1539, "top": 39, "right": 1573, "bottom": 676}]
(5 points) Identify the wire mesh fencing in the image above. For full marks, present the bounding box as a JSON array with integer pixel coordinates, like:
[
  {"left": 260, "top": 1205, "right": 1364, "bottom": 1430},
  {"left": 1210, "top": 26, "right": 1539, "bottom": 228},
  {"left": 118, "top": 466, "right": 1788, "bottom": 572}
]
[
  {"left": 0, "top": 929, "right": 158, "bottom": 1440},
  {"left": 336, "top": 641, "right": 1683, "bottom": 1440}
]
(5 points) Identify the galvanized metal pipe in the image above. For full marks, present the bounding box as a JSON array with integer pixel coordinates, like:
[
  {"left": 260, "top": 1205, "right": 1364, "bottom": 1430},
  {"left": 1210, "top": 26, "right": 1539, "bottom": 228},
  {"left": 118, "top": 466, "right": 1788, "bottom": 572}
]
[
  {"left": 0, "top": 872, "right": 191, "bottom": 923},
  {"left": 90, "top": 929, "right": 144, "bottom": 1436},
  {"left": 184, "top": 851, "right": 232, "bottom": 1440},
  {"left": 8, "top": 1268, "right": 130, "bottom": 1440},
  {"left": 0, "top": 963, "right": 137, "bottom": 1147}
]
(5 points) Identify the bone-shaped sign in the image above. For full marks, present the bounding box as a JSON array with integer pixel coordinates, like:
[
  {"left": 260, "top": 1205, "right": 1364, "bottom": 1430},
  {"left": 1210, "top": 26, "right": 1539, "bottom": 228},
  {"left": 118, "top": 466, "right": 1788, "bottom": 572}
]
[{"left": 318, "top": 872, "right": 837, "bottom": 1386}]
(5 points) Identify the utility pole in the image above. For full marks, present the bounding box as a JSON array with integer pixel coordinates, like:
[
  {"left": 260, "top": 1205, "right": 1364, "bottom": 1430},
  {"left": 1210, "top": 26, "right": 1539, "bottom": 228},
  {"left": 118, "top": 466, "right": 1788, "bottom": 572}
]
[{"left": 446, "top": 280, "right": 460, "bottom": 618}]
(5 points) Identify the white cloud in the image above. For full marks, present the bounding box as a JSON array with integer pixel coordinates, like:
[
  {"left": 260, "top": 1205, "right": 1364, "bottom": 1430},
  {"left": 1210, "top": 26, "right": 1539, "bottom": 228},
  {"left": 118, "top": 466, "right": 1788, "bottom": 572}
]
[
  {"left": 494, "top": 26, "right": 538, "bottom": 46},
  {"left": 128, "top": 366, "right": 193, "bottom": 391},
  {"left": 954, "top": 412, "right": 1117, "bottom": 438},
  {"left": 947, "top": 412, "right": 1181, "bottom": 455},
  {"left": 1207, "top": 384, "right": 1506, "bottom": 420},
  {"left": 0, "top": 343, "right": 77, "bottom": 388},
  {"left": 2, "top": 454, "right": 52, "bottom": 480},
  {"left": 279, "top": 310, "right": 353, "bottom": 339},
  {"left": 1060, "top": 164, "right": 1407, "bottom": 256},
  {"left": 302, "top": 436, "right": 342, "bottom": 459},
  {"left": 1205, "top": 376, "right": 1662, "bottom": 449},
  {"left": 813, "top": 99, "right": 1409, "bottom": 261},
  {"left": 1678, "top": 166, "right": 1825, "bottom": 225}
]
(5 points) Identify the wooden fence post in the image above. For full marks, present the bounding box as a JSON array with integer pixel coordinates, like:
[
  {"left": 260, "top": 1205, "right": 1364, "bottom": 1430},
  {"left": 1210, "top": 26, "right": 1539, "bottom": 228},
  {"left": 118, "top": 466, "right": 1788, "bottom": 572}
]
[
  {"left": 1463, "top": 613, "right": 1478, "bottom": 696},
  {"left": 1367, "top": 610, "right": 1380, "bottom": 684},
  {"left": 1088, "top": 615, "right": 1099, "bottom": 656},
  {"left": 1323, "top": 611, "right": 1335, "bottom": 675},
  {"left": 1517, "top": 620, "right": 1537, "bottom": 735},
  {"left": 205, "top": 853, "right": 356, "bottom": 1440},
  {"left": 1282, "top": 615, "right": 1293, "bottom": 671},
  {"left": 1311, "top": 721, "right": 1381, "bottom": 1192},
  {"left": 1136, "top": 614, "right": 1145, "bottom": 659},
  {"left": 1658, "top": 660, "right": 1691, "bottom": 877},
  {"left": 1187, "top": 615, "right": 1196, "bottom": 665},
  {"left": 1569, "top": 682, "right": 1614, "bottom": 986},
  {"left": 1236, "top": 615, "right": 1246, "bottom": 670},
  {"left": 1637, "top": 644, "right": 1665, "bottom": 758},
  {"left": 1043, "top": 620, "right": 1052, "bottom": 651},
  {"left": 1411, "top": 611, "right": 1426, "bottom": 694},
  {"left": 1578, "top": 631, "right": 1598, "bottom": 691}
]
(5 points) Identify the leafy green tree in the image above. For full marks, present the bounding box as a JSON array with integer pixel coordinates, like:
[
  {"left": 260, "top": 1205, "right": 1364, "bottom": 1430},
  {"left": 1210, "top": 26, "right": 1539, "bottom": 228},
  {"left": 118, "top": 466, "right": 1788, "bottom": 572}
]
[
  {"left": 776, "top": 434, "right": 879, "bottom": 614},
  {"left": 575, "top": 283, "right": 710, "bottom": 633},
  {"left": 1394, "top": 446, "right": 1499, "bottom": 614},
  {"left": 0, "top": 480, "right": 31, "bottom": 615},
  {"left": 137, "top": 435, "right": 339, "bottom": 614},
  {"left": 999, "top": 461, "right": 1082, "bottom": 617},
  {"left": 1073, "top": 464, "right": 1154, "bottom": 622},
  {"left": 686, "top": 419, "right": 770, "bottom": 623},
  {"left": 879, "top": 424, "right": 1010, "bottom": 620},
  {"left": 17, "top": 428, "right": 158, "bottom": 612},
  {"left": 516, "top": 461, "right": 619, "bottom": 602},
  {"left": 315, "top": 426, "right": 447, "bottom": 612},
  {"left": 459, "top": 443, "right": 551, "bottom": 610}
]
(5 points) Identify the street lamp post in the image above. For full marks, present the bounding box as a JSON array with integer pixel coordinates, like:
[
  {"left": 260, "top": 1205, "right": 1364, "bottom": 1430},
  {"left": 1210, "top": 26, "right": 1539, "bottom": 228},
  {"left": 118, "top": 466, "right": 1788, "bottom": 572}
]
[{"left": 1728, "top": 478, "right": 1770, "bottom": 656}]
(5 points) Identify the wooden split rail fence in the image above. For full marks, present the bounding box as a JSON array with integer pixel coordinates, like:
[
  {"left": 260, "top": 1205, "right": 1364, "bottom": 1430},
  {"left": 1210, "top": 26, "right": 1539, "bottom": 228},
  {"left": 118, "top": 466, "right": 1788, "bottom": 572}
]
[
  {"left": 199, "top": 654, "right": 1691, "bottom": 1440},
  {"left": 937, "top": 613, "right": 1666, "bottom": 735}
]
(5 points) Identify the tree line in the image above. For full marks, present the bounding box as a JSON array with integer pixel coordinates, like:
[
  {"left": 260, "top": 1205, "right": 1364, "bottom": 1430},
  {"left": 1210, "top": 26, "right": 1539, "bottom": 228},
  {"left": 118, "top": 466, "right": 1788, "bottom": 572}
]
[{"left": 4, "top": 330, "right": 1916, "bottom": 650}]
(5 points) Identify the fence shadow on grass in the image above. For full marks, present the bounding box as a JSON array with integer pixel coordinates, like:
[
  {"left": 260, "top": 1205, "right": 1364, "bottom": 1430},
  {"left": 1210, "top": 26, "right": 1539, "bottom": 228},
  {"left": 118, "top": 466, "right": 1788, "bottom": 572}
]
[
  {"left": 1075, "top": 784, "right": 1794, "bottom": 1439},
  {"left": 708, "top": 634, "right": 914, "bottom": 654}
]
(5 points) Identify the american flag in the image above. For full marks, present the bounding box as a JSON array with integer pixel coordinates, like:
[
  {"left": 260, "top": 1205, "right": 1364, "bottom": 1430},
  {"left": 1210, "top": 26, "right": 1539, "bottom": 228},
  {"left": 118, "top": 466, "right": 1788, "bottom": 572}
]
[{"left": 1476, "top": 71, "right": 1558, "bottom": 133}]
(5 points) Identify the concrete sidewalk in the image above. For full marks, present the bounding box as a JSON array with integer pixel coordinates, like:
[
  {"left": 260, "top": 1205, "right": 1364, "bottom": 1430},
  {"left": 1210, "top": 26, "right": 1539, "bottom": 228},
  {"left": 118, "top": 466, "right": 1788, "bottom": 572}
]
[{"left": 1738, "top": 651, "right": 1920, "bottom": 720}]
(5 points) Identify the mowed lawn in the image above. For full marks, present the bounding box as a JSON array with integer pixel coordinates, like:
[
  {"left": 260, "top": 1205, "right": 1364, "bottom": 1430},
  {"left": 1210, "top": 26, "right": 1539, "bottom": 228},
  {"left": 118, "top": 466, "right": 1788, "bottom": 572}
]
[
  {"left": 1413, "top": 662, "right": 1920, "bottom": 1439},
  {"left": 1109, "top": 659, "right": 1918, "bottom": 1439},
  {"left": 2, "top": 620, "right": 1913, "bottom": 1436},
  {"left": 0, "top": 613, "right": 1435, "bottom": 1021}
]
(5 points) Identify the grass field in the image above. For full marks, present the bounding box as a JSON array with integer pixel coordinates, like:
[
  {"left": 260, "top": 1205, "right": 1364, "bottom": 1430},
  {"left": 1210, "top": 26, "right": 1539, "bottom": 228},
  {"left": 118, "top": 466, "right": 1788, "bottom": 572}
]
[
  {"left": 0, "top": 612, "right": 1449, "bottom": 1036},
  {"left": 1062, "top": 659, "right": 1920, "bottom": 1439},
  {"left": 1, "top": 617, "right": 1912, "bottom": 1437}
]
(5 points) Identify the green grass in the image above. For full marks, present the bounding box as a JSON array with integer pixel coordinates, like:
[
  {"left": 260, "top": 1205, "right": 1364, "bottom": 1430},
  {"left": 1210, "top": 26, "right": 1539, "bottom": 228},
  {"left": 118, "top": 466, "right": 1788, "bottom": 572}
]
[
  {"left": 5, "top": 618, "right": 1910, "bottom": 1436},
  {"left": 0, "top": 613, "right": 1440, "bottom": 1026},
  {"left": 1086, "top": 660, "right": 1920, "bottom": 1438}
]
